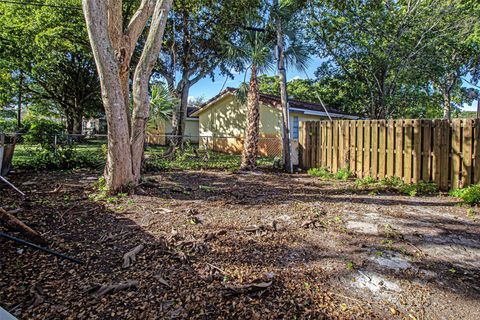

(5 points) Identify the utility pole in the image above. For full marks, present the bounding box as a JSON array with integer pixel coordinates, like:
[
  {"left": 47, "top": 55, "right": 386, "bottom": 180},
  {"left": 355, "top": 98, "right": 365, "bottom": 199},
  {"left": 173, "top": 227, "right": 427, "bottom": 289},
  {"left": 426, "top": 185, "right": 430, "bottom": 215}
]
[{"left": 274, "top": 0, "right": 293, "bottom": 173}]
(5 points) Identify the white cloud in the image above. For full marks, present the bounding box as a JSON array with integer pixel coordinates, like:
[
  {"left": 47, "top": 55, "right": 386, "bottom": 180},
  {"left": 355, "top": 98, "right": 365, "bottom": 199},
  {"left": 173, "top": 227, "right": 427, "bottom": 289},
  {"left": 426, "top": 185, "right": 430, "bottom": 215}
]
[{"left": 291, "top": 75, "right": 301, "bottom": 80}]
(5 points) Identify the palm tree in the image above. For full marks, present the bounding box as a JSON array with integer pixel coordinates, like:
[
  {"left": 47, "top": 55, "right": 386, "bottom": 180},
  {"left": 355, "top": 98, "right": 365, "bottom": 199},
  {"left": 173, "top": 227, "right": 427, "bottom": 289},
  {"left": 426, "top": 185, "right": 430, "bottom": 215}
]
[
  {"left": 148, "top": 83, "right": 177, "bottom": 132},
  {"left": 273, "top": 0, "right": 310, "bottom": 173},
  {"left": 227, "top": 28, "right": 276, "bottom": 171}
]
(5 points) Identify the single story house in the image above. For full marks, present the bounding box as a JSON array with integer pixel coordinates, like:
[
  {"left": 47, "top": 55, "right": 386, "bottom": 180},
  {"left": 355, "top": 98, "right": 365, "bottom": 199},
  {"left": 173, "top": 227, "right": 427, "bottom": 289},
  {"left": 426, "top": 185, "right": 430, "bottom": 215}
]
[
  {"left": 190, "top": 87, "right": 358, "bottom": 159},
  {"left": 146, "top": 106, "right": 200, "bottom": 145}
]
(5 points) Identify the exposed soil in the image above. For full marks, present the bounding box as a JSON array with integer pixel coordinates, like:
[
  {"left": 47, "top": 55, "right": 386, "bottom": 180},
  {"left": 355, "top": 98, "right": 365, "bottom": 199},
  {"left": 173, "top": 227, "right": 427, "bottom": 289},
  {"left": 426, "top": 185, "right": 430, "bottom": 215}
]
[{"left": 1, "top": 169, "right": 479, "bottom": 319}]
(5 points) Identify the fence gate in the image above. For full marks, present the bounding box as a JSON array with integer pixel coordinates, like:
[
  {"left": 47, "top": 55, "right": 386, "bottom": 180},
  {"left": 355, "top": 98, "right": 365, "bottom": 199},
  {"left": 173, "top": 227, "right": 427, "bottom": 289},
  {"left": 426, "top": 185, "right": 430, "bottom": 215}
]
[{"left": 299, "top": 119, "right": 480, "bottom": 190}]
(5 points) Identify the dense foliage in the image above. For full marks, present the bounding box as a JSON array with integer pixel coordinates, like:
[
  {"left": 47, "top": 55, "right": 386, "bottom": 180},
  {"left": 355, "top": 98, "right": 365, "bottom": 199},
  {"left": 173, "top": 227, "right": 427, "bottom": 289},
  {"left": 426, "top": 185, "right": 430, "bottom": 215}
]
[{"left": 0, "top": 0, "right": 102, "bottom": 133}]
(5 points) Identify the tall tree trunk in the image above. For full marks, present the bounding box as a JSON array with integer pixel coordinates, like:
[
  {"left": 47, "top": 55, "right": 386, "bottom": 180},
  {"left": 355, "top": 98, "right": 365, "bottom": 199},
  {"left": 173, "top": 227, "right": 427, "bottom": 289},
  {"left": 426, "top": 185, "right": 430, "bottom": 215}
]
[
  {"left": 130, "top": 0, "right": 172, "bottom": 181},
  {"left": 241, "top": 66, "right": 260, "bottom": 171},
  {"left": 66, "top": 115, "right": 74, "bottom": 134},
  {"left": 443, "top": 91, "right": 451, "bottom": 120},
  {"left": 274, "top": 0, "right": 292, "bottom": 173},
  {"left": 73, "top": 112, "right": 83, "bottom": 134},
  {"left": 170, "top": 81, "right": 190, "bottom": 150},
  {"left": 83, "top": 0, "right": 172, "bottom": 192}
]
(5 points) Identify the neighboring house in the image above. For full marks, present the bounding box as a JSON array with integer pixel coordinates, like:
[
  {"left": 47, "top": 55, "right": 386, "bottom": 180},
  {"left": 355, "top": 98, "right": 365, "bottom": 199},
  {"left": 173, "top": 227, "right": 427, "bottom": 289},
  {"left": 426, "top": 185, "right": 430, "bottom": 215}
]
[
  {"left": 191, "top": 87, "right": 358, "bottom": 159},
  {"left": 83, "top": 117, "right": 107, "bottom": 135},
  {"left": 146, "top": 106, "right": 200, "bottom": 145}
]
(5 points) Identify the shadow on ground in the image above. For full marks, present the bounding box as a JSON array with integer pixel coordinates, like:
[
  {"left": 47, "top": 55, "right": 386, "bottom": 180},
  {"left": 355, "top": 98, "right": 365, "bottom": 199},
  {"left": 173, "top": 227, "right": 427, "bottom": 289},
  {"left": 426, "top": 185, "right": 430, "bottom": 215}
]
[{"left": 1, "top": 169, "right": 479, "bottom": 319}]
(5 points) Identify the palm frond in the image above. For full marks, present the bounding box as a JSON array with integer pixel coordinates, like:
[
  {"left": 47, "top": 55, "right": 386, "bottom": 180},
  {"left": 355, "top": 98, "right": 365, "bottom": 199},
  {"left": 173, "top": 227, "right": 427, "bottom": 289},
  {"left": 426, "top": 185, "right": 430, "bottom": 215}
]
[{"left": 148, "top": 83, "right": 177, "bottom": 131}]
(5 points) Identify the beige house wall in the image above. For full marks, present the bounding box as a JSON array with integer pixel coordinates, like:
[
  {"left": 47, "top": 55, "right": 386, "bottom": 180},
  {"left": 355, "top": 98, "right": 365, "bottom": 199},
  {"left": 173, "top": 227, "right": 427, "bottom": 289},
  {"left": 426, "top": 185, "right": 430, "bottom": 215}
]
[
  {"left": 197, "top": 94, "right": 327, "bottom": 157},
  {"left": 146, "top": 118, "right": 199, "bottom": 145}
]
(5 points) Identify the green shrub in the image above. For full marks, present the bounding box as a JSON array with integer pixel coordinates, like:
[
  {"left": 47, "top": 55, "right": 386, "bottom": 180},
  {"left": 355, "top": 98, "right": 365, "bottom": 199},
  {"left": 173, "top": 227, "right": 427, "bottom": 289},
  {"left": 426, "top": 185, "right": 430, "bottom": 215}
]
[
  {"left": 14, "top": 145, "right": 104, "bottom": 171},
  {"left": 308, "top": 168, "right": 353, "bottom": 181},
  {"left": 24, "top": 119, "right": 65, "bottom": 149},
  {"left": 450, "top": 185, "right": 480, "bottom": 205},
  {"left": 355, "top": 176, "right": 376, "bottom": 187},
  {"left": 335, "top": 168, "right": 353, "bottom": 181},
  {"left": 308, "top": 168, "right": 333, "bottom": 179},
  {"left": 398, "top": 181, "right": 438, "bottom": 197},
  {"left": 379, "top": 177, "right": 403, "bottom": 188}
]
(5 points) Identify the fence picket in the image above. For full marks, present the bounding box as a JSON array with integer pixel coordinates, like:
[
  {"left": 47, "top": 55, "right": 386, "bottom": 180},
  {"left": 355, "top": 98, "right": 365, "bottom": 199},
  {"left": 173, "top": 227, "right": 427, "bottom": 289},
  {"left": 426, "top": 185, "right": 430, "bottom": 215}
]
[
  {"left": 474, "top": 119, "right": 480, "bottom": 184},
  {"left": 356, "top": 121, "right": 364, "bottom": 178},
  {"left": 451, "top": 120, "right": 461, "bottom": 189},
  {"left": 349, "top": 121, "right": 356, "bottom": 173},
  {"left": 412, "top": 120, "right": 422, "bottom": 184},
  {"left": 378, "top": 120, "right": 387, "bottom": 179},
  {"left": 462, "top": 119, "right": 473, "bottom": 187},
  {"left": 439, "top": 120, "right": 450, "bottom": 190},
  {"left": 332, "top": 121, "right": 339, "bottom": 173},
  {"left": 395, "top": 120, "right": 404, "bottom": 180},
  {"left": 422, "top": 120, "right": 432, "bottom": 182},
  {"left": 387, "top": 120, "right": 395, "bottom": 177},
  {"left": 371, "top": 121, "right": 379, "bottom": 179},
  {"left": 404, "top": 120, "right": 413, "bottom": 184},
  {"left": 363, "top": 121, "right": 371, "bottom": 177}
]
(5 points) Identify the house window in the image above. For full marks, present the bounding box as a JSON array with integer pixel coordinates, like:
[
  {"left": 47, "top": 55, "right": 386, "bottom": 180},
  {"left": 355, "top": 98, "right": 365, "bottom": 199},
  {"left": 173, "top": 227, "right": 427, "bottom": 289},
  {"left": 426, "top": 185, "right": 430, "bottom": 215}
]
[{"left": 292, "top": 116, "right": 299, "bottom": 139}]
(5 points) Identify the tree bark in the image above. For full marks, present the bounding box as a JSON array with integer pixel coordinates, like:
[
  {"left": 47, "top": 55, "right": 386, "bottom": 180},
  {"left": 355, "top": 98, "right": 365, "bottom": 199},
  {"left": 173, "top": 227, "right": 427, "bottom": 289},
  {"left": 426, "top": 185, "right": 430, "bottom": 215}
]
[
  {"left": 170, "top": 81, "right": 190, "bottom": 150},
  {"left": 83, "top": 0, "right": 136, "bottom": 192},
  {"left": 83, "top": 0, "right": 172, "bottom": 192},
  {"left": 274, "top": 0, "right": 293, "bottom": 173},
  {"left": 240, "top": 65, "right": 260, "bottom": 171},
  {"left": 73, "top": 111, "right": 83, "bottom": 134},
  {"left": 443, "top": 91, "right": 452, "bottom": 120},
  {"left": 131, "top": 0, "right": 172, "bottom": 181}
]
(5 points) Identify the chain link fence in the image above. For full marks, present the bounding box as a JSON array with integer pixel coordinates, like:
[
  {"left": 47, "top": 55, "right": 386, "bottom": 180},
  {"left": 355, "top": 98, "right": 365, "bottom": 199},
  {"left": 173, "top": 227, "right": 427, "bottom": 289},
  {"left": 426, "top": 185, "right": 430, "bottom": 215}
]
[{"left": 1, "top": 132, "right": 282, "bottom": 172}]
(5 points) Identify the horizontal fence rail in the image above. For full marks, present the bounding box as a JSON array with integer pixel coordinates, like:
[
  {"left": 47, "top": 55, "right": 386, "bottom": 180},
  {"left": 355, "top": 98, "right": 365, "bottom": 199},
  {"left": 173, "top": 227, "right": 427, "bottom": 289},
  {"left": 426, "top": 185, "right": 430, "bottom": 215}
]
[{"left": 299, "top": 119, "right": 480, "bottom": 190}]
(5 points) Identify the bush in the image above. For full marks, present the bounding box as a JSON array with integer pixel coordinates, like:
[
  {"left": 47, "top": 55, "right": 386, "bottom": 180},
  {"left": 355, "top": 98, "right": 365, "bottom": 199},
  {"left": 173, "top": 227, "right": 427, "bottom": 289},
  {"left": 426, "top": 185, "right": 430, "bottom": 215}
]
[
  {"left": 23, "top": 119, "right": 65, "bottom": 149},
  {"left": 450, "top": 185, "right": 480, "bottom": 205},
  {"left": 14, "top": 144, "right": 104, "bottom": 171}
]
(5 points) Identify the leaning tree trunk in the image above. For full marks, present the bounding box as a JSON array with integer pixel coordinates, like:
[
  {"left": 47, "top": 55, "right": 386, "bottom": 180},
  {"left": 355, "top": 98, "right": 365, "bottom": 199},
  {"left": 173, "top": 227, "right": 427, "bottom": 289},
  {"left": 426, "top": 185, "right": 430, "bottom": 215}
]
[{"left": 240, "top": 66, "right": 260, "bottom": 171}]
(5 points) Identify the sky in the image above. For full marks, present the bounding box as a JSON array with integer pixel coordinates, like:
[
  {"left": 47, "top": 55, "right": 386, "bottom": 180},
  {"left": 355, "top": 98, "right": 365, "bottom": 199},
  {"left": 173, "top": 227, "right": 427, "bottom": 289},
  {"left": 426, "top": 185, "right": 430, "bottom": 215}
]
[
  {"left": 188, "top": 58, "right": 324, "bottom": 101},
  {"left": 188, "top": 56, "right": 479, "bottom": 112}
]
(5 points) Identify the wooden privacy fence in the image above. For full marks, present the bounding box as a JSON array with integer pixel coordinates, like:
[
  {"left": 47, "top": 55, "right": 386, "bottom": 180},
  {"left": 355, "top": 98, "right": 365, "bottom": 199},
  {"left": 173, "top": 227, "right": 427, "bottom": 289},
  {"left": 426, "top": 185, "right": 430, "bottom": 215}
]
[{"left": 299, "top": 119, "right": 480, "bottom": 190}]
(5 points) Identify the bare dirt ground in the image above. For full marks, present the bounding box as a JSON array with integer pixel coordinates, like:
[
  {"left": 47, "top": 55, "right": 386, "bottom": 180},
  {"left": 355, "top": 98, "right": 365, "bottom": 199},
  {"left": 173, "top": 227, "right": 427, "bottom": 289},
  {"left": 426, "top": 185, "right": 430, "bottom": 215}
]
[{"left": 1, "top": 169, "right": 479, "bottom": 319}]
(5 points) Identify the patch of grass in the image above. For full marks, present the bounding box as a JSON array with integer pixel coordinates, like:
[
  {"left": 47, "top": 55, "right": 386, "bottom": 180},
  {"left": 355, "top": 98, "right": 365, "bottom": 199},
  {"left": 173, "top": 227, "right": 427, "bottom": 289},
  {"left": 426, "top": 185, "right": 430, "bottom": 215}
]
[
  {"left": 467, "top": 209, "right": 478, "bottom": 222},
  {"left": 308, "top": 167, "right": 353, "bottom": 181},
  {"left": 450, "top": 185, "right": 480, "bottom": 205},
  {"left": 346, "top": 261, "right": 355, "bottom": 270},
  {"left": 307, "top": 167, "right": 332, "bottom": 179},
  {"left": 334, "top": 168, "right": 353, "bottom": 181},
  {"left": 398, "top": 181, "right": 438, "bottom": 197},
  {"left": 355, "top": 176, "right": 438, "bottom": 197},
  {"left": 145, "top": 146, "right": 274, "bottom": 172},
  {"left": 355, "top": 176, "right": 376, "bottom": 187}
]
